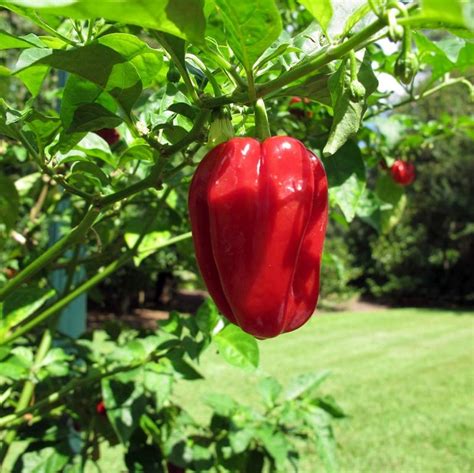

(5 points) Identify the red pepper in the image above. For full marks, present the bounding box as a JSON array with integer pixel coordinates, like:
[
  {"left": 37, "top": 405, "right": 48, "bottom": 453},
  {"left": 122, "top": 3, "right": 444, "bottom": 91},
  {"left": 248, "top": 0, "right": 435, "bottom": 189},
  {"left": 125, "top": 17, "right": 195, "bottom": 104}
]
[
  {"left": 289, "top": 97, "right": 313, "bottom": 119},
  {"left": 390, "top": 159, "right": 415, "bottom": 186},
  {"left": 188, "top": 137, "right": 328, "bottom": 339},
  {"left": 96, "top": 400, "right": 106, "bottom": 416},
  {"left": 95, "top": 128, "right": 120, "bottom": 146}
]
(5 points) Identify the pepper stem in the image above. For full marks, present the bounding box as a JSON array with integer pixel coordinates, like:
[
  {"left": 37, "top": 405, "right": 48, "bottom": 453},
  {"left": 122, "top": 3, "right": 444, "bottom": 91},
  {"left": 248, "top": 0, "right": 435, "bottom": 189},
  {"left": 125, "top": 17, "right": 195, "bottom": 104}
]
[{"left": 254, "top": 98, "right": 271, "bottom": 141}]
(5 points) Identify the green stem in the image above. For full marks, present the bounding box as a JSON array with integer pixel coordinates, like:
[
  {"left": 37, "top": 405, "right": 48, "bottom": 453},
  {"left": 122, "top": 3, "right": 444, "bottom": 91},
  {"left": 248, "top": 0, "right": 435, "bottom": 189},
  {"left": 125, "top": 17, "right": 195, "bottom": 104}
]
[
  {"left": 153, "top": 31, "right": 200, "bottom": 105},
  {"left": 17, "top": 129, "right": 95, "bottom": 203},
  {"left": 201, "top": 4, "right": 421, "bottom": 110},
  {"left": 187, "top": 54, "right": 223, "bottom": 96},
  {"left": 0, "top": 329, "right": 52, "bottom": 462},
  {"left": 33, "top": 13, "right": 78, "bottom": 47},
  {"left": 98, "top": 175, "right": 156, "bottom": 208},
  {"left": 203, "top": 47, "right": 246, "bottom": 89},
  {"left": 364, "top": 77, "right": 472, "bottom": 120},
  {"left": 349, "top": 50, "right": 358, "bottom": 82},
  {"left": 254, "top": 98, "right": 271, "bottom": 140},
  {"left": 161, "top": 109, "right": 211, "bottom": 156},
  {"left": 1, "top": 204, "right": 191, "bottom": 345},
  {"left": 0, "top": 359, "right": 147, "bottom": 429},
  {"left": 0, "top": 206, "right": 99, "bottom": 302}
]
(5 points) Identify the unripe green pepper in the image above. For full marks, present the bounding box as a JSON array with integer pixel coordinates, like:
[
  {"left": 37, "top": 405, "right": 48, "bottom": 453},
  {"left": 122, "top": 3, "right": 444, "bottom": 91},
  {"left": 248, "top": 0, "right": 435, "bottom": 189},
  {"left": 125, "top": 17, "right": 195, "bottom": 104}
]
[
  {"left": 167, "top": 64, "right": 180, "bottom": 83},
  {"left": 395, "top": 52, "right": 419, "bottom": 84}
]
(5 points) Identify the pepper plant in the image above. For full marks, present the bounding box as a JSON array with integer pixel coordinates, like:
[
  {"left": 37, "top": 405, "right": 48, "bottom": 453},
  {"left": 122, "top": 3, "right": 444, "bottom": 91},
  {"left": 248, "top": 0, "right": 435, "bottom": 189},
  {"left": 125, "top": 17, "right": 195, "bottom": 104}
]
[{"left": 0, "top": 0, "right": 472, "bottom": 471}]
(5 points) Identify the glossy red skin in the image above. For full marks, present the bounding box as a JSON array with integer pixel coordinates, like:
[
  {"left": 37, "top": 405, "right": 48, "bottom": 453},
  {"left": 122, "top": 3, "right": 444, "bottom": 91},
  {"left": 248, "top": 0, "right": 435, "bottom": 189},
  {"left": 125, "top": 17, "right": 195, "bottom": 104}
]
[
  {"left": 188, "top": 137, "right": 328, "bottom": 339},
  {"left": 95, "top": 128, "right": 120, "bottom": 146},
  {"left": 390, "top": 160, "right": 416, "bottom": 186}
]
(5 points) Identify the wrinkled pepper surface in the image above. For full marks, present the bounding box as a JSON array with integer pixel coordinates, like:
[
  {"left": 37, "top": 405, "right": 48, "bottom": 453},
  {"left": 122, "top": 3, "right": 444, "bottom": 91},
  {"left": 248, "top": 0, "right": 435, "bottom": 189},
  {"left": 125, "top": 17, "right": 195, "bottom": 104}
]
[{"left": 188, "top": 136, "right": 328, "bottom": 338}]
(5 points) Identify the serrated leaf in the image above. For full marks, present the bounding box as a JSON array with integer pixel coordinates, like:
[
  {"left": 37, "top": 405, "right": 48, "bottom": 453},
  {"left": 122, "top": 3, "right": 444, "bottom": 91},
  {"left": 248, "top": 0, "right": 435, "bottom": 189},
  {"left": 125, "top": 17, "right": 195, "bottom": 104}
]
[{"left": 214, "top": 324, "right": 259, "bottom": 370}]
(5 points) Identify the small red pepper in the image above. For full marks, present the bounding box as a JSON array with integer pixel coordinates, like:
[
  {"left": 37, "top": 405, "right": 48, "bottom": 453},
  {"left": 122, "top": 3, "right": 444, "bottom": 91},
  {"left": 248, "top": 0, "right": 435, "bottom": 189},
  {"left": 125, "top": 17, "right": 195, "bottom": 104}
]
[
  {"left": 390, "top": 159, "right": 415, "bottom": 186},
  {"left": 188, "top": 137, "right": 328, "bottom": 339},
  {"left": 95, "top": 128, "right": 120, "bottom": 146},
  {"left": 289, "top": 97, "right": 313, "bottom": 119},
  {"left": 96, "top": 400, "right": 106, "bottom": 416}
]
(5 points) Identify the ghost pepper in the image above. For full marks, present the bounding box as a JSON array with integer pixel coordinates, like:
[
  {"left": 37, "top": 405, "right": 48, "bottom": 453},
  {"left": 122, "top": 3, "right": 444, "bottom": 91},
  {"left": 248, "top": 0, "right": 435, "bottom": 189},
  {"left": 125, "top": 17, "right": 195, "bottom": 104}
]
[{"left": 188, "top": 136, "right": 328, "bottom": 339}]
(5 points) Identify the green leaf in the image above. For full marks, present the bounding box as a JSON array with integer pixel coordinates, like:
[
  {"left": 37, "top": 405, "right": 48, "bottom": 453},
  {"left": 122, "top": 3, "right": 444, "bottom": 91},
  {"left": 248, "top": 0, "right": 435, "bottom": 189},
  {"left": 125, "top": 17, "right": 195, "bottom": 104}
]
[
  {"left": 15, "top": 44, "right": 142, "bottom": 114},
  {"left": 97, "top": 33, "right": 163, "bottom": 88},
  {"left": 61, "top": 74, "right": 119, "bottom": 132},
  {"left": 297, "top": 0, "right": 333, "bottom": 33},
  {"left": 323, "top": 140, "right": 366, "bottom": 222},
  {"left": 315, "top": 395, "right": 346, "bottom": 418},
  {"left": 3, "top": 0, "right": 206, "bottom": 43},
  {"left": 214, "top": 324, "right": 259, "bottom": 370},
  {"left": 214, "top": 0, "right": 282, "bottom": 71},
  {"left": 420, "top": 0, "right": 473, "bottom": 29},
  {"left": 16, "top": 445, "right": 70, "bottom": 473},
  {"left": 258, "top": 377, "right": 282, "bottom": 408},
  {"left": 305, "top": 408, "right": 338, "bottom": 473},
  {"left": 341, "top": 2, "right": 372, "bottom": 37},
  {"left": 38, "top": 347, "right": 72, "bottom": 378},
  {"left": 124, "top": 230, "right": 172, "bottom": 266},
  {"left": 195, "top": 298, "right": 221, "bottom": 335},
  {"left": 375, "top": 174, "right": 407, "bottom": 233},
  {"left": 0, "top": 30, "right": 37, "bottom": 49},
  {"left": 284, "top": 371, "right": 331, "bottom": 401},
  {"left": 70, "top": 161, "right": 110, "bottom": 187},
  {"left": 168, "top": 350, "right": 203, "bottom": 380},
  {"left": 254, "top": 425, "right": 290, "bottom": 469},
  {"left": 204, "top": 393, "right": 238, "bottom": 416},
  {"left": 0, "top": 287, "right": 55, "bottom": 340},
  {"left": 24, "top": 110, "right": 61, "bottom": 149},
  {"left": 330, "top": 173, "right": 366, "bottom": 222},
  {"left": 101, "top": 369, "right": 147, "bottom": 444},
  {"left": 14, "top": 172, "right": 41, "bottom": 196},
  {"left": 0, "top": 174, "right": 20, "bottom": 229},
  {"left": 323, "top": 52, "right": 378, "bottom": 156}
]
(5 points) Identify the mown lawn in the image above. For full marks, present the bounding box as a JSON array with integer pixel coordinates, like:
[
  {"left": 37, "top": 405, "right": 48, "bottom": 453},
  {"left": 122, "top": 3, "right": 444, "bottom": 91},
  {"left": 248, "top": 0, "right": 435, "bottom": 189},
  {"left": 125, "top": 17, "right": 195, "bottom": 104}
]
[{"left": 175, "top": 308, "right": 474, "bottom": 473}]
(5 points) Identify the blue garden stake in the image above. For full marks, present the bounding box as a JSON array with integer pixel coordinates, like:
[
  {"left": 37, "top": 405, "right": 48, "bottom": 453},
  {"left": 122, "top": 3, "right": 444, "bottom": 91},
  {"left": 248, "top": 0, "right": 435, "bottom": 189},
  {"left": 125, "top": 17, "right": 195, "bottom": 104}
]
[{"left": 49, "top": 70, "right": 87, "bottom": 338}]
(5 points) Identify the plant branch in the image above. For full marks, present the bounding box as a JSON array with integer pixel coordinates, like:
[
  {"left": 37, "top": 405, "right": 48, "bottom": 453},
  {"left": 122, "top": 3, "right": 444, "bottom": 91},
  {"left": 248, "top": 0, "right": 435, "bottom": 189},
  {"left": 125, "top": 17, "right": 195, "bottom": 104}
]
[
  {"left": 0, "top": 357, "right": 148, "bottom": 429},
  {"left": 153, "top": 31, "right": 200, "bottom": 105},
  {"left": 364, "top": 77, "right": 472, "bottom": 120},
  {"left": 0, "top": 196, "right": 192, "bottom": 345},
  {"left": 0, "top": 206, "right": 99, "bottom": 303}
]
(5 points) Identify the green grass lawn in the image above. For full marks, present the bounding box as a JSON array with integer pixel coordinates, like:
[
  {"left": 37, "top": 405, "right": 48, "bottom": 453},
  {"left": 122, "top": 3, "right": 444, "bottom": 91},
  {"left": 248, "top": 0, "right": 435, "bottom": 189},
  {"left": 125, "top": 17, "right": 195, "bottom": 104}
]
[{"left": 175, "top": 308, "right": 474, "bottom": 473}]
